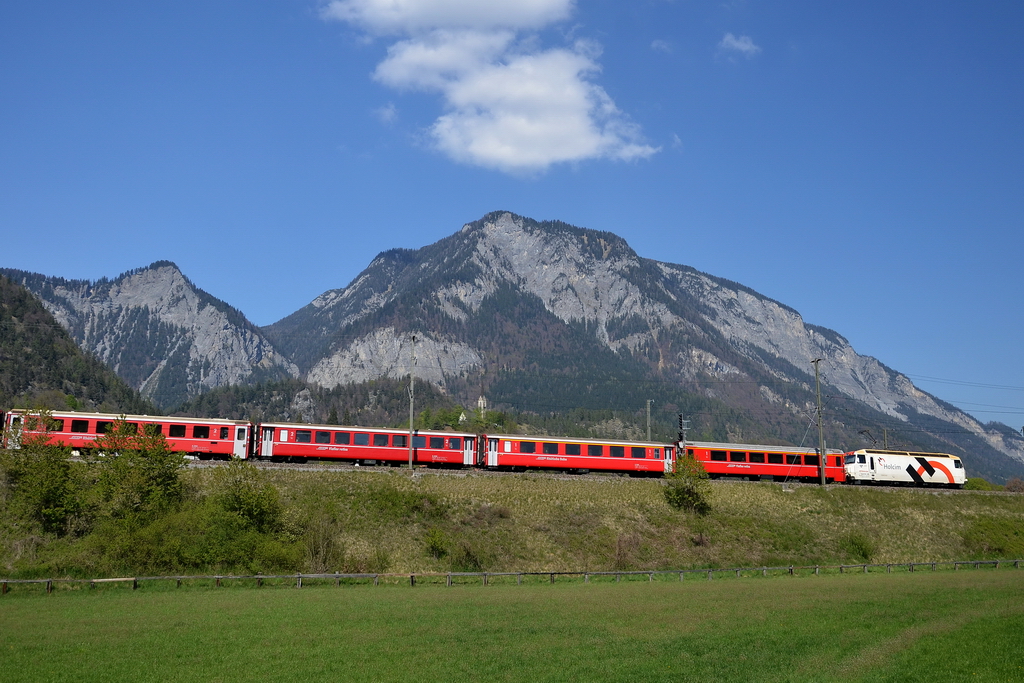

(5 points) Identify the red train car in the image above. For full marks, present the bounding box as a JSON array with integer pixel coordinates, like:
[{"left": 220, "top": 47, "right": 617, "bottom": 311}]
[
  {"left": 482, "top": 434, "right": 674, "bottom": 475},
  {"left": 1, "top": 409, "right": 251, "bottom": 460},
  {"left": 683, "top": 440, "right": 845, "bottom": 483},
  {"left": 253, "top": 422, "right": 477, "bottom": 466}
]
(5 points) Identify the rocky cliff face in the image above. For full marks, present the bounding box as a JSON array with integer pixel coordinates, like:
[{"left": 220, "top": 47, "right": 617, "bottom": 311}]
[{"left": 2, "top": 263, "right": 298, "bottom": 408}]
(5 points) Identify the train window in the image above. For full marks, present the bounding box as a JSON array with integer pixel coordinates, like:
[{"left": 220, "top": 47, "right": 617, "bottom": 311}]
[
  {"left": 279, "top": 430, "right": 288, "bottom": 441},
  {"left": 429, "top": 436, "right": 444, "bottom": 449},
  {"left": 96, "top": 421, "right": 112, "bottom": 434},
  {"left": 335, "top": 432, "right": 350, "bottom": 445},
  {"left": 710, "top": 450, "right": 727, "bottom": 462},
  {"left": 566, "top": 443, "right": 581, "bottom": 456},
  {"left": 805, "top": 455, "right": 820, "bottom": 466},
  {"left": 169, "top": 424, "right": 186, "bottom": 438},
  {"left": 610, "top": 446, "right": 625, "bottom": 458},
  {"left": 954, "top": 460, "right": 962, "bottom": 468},
  {"left": 236, "top": 428, "right": 246, "bottom": 441},
  {"left": 393, "top": 435, "right": 407, "bottom": 448},
  {"left": 588, "top": 444, "right": 603, "bottom": 457},
  {"left": 296, "top": 430, "right": 312, "bottom": 443},
  {"left": 220, "top": 427, "right": 230, "bottom": 440},
  {"left": 845, "top": 454, "right": 855, "bottom": 465},
  {"left": 786, "top": 454, "right": 801, "bottom": 465},
  {"left": 449, "top": 438, "right": 462, "bottom": 450},
  {"left": 315, "top": 431, "right": 331, "bottom": 444},
  {"left": 654, "top": 448, "right": 661, "bottom": 459},
  {"left": 413, "top": 436, "right": 426, "bottom": 448},
  {"left": 858, "top": 454, "right": 866, "bottom": 464},
  {"left": 145, "top": 424, "right": 163, "bottom": 436},
  {"left": 729, "top": 452, "right": 746, "bottom": 462},
  {"left": 193, "top": 426, "right": 211, "bottom": 439},
  {"left": 749, "top": 453, "right": 765, "bottom": 463},
  {"left": 71, "top": 420, "right": 89, "bottom": 433},
  {"left": 354, "top": 433, "right": 369, "bottom": 446},
  {"left": 543, "top": 442, "right": 559, "bottom": 455},
  {"left": 122, "top": 423, "right": 138, "bottom": 434},
  {"left": 631, "top": 447, "right": 646, "bottom": 458},
  {"left": 374, "top": 434, "right": 389, "bottom": 447},
  {"left": 834, "top": 456, "right": 842, "bottom": 467},
  {"left": 520, "top": 441, "right": 536, "bottom": 453},
  {"left": 50, "top": 420, "right": 64, "bottom": 432},
  {"left": 768, "top": 454, "right": 783, "bottom": 464}
]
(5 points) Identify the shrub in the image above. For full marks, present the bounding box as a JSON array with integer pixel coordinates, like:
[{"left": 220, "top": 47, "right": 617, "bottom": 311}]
[
  {"left": 965, "top": 478, "right": 999, "bottom": 491},
  {"left": 212, "top": 458, "right": 281, "bottom": 532},
  {"left": 0, "top": 410, "right": 83, "bottom": 535},
  {"left": 664, "top": 453, "right": 711, "bottom": 515},
  {"left": 1004, "top": 478, "right": 1024, "bottom": 493}
]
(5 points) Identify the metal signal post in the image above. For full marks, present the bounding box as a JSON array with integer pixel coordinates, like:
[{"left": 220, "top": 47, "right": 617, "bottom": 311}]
[{"left": 812, "top": 358, "right": 826, "bottom": 486}]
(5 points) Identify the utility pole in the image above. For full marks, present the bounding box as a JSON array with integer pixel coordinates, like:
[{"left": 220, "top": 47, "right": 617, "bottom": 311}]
[
  {"left": 812, "top": 359, "right": 826, "bottom": 486},
  {"left": 646, "top": 400, "right": 654, "bottom": 441},
  {"left": 408, "top": 335, "right": 417, "bottom": 471},
  {"left": 883, "top": 428, "right": 888, "bottom": 449}
]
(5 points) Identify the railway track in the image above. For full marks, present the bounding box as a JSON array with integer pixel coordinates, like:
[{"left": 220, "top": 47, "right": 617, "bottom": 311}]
[{"left": 184, "top": 458, "right": 1008, "bottom": 494}]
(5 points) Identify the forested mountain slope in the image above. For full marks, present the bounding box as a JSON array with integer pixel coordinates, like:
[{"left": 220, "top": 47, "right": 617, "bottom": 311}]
[{"left": 0, "top": 274, "right": 153, "bottom": 414}]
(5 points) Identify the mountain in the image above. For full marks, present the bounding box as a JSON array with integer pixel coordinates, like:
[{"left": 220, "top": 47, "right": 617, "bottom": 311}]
[
  {"left": 265, "top": 211, "right": 1024, "bottom": 482},
  {"left": 0, "top": 274, "right": 154, "bottom": 413},
  {"left": 6, "top": 212, "right": 1023, "bottom": 482},
  {"left": 1, "top": 262, "right": 298, "bottom": 409}
]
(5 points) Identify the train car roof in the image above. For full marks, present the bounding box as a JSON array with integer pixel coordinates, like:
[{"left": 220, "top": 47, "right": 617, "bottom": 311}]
[
  {"left": 6, "top": 409, "right": 249, "bottom": 425},
  {"left": 850, "top": 448, "right": 961, "bottom": 459},
  {"left": 684, "top": 440, "right": 844, "bottom": 454},
  {"left": 257, "top": 422, "right": 475, "bottom": 436},
  {"left": 487, "top": 433, "right": 670, "bottom": 447}
]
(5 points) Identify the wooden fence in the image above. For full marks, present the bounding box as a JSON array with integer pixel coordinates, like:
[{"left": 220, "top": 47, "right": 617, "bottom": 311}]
[{"left": 2, "top": 559, "right": 1020, "bottom": 595}]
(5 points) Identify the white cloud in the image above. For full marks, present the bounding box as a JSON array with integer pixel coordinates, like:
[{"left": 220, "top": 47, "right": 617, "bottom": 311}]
[
  {"left": 321, "top": 0, "right": 575, "bottom": 34},
  {"left": 718, "top": 33, "right": 761, "bottom": 57},
  {"left": 374, "top": 102, "right": 398, "bottom": 124},
  {"left": 322, "top": 0, "right": 657, "bottom": 172},
  {"left": 650, "top": 39, "right": 672, "bottom": 54}
]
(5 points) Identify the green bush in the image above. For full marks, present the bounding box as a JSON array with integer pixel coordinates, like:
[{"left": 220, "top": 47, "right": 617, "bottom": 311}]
[
  {"left": 211, "top": 458, "right": 281, "bottom": 532},
  {"left": 965, "top": 478, "right": 1001, "bottom": 491},
  {"left": 664, "top": 453, "right": 711, "bottom": 514}
]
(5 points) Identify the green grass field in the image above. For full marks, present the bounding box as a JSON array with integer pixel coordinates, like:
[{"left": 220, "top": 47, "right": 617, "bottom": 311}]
[{"left": 2, "top": 566, "right": 1022, "bottom": 682}]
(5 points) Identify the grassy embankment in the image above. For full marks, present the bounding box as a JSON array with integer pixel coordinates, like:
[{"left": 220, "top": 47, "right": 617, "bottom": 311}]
[
  {"left": 1, "top": 568, "right": 1022, "bottom": 682},
  {"left": 4, "top": 465, "right": 1024, "bottom": 578}
]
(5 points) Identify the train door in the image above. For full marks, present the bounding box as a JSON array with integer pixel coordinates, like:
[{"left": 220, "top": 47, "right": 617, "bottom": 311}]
[
  {"left": 487, "top": 438, "right": 499, "bottom": 467},
  {"left": 234, "top": 426, "right": 248, "bottom": 459},
  {"left": 261, "top": 426, "right": 275, "bottom": 459},
  {"left": 463, "top": 437, "right": 476, "bottom": 466},
  {"left": 664, "top": 447, "right": 675, "bottom": 473}
]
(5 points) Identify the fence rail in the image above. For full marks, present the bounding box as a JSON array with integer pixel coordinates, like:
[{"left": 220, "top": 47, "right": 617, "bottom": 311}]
[{"left": 2, "top": 559, "right": 1020, "bottom": 595}]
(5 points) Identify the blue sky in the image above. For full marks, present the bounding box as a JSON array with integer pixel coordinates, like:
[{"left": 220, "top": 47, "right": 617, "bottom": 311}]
[{"left": 2, "top": 1, "right": 1022, "bottom": 427}]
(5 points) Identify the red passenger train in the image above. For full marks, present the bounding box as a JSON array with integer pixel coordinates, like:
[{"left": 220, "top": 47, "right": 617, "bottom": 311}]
[
  {"left": 254, "top": 422, "right": 477, "bottom": 467},
  {"left": 1, "top": 409, "right": 250, "bottom": 459},
  {"left": 482, "top": 434, "right": 673, "bottom": 475},
  {"left": 4, "top": 409, "right": 954, "bottom": 485},
  {"left": 683, "top": 441, "right": 846, "bottom": 483}
]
